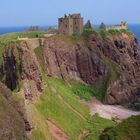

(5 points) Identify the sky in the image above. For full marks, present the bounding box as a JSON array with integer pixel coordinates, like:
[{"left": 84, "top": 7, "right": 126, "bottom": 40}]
[{"left": 0, "top": 0, "right": 140, "bottom": 27}]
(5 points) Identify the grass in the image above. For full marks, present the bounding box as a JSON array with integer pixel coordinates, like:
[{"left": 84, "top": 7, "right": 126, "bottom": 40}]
[
  {"left": 30, "top": 104, "right": 54, "bottom": 140},
  {"left": 44, "top": 77, "right": 90, "bottom": 117},
  {"left": 34, "top": 45, "right": 44, "bottom": 56},
  {"left": 13, "top": 92, "right": 54, "bottom": 140},
  {"left": 71, "top": 83, "right": 96, "bottom": 100},
  {"left": 70, "top": 34, "right": 83, "bottom": 41},
  {"left": 31, "top": 130, "right": 46, "bottom": 140},
  {"left": 36, "top": 87, "right": 87, "bottom": 139},
  {"left": 70, "top": 80, "right": 103, "bottom": 101},
  {"left": 35, "top": 76, "right": 115, "bottom": 140},
  {"left": 82, "top": 29, "right": 132, "bottom": 42},
  {"left": 0, "top": 31, "right": 46, "bottom": 46},
  {"left": 102, "top": 58, "right": 120, "bottom": 83},
  {"left": 69, "top": 74, "right": 111, "bottom": 101},
  {"left": 99, "top": 115, "right": 140, "bottom": 140},
  {"left": 34, "top": 45, "right": 46, "bottom": 72},
  {"left": 97, "top": 75, "right": 110, "bottom": 100}
]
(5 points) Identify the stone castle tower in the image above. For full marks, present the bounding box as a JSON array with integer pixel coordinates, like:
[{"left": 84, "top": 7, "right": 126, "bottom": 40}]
[{"left": 58, "top": 13, "right": 83, "bottom": 35}]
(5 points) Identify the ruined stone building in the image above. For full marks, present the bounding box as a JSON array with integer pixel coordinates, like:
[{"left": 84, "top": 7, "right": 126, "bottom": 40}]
[
  {"left": 103, "top": 22, "right": 128, "bottom": 30},
  {"left": 58, "top": 14, "right": 83, "bottom": 35}
]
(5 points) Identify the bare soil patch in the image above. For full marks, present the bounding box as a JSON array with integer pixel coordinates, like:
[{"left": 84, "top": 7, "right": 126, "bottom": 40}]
[
  {"left": 81, "top": 97, "right": 140, "bottom": 121},
  {"left": 47, "top": 119, "right": 69, "bottom": 140}
]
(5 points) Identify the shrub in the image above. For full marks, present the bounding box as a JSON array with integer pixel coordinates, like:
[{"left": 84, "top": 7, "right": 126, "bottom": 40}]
[
  {"left": 100, "top": 115, "right": 140, "bottom": 140},
  {"left": 70, "top": 33, "right": 79, "bottom": 40}
]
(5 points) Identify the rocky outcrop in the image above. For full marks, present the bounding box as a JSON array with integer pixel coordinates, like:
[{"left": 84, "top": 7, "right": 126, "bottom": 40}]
[
  {"left": 1, "top": 32, "right": 140, "bottom": 105},
  {"left": 0, "top": 40, "right": 41, "bottom": 138},
  {"left": 40, "top": 33, "right": 140, "bottom": 104},
  {"left": 88, "top": 33, "right": 140, "bottom": 104},
  {"left": 0, "top": 82, "right": 27, "bottom": 140},
  {"left": 0, "top": 41, "right": 42, "bottom": 97},
  {"left": 43, "top": 36, "right": 108, "bottom": 85}
]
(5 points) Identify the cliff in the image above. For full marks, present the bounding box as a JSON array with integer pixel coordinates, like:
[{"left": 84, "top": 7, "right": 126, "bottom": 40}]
[
  {"left": 1, "top": 32, "right": 140, "bottom": 105},
  {"left": 0, "top": 31, "right": 140, "bottom": 140},
  {"left": 0, "top": 82, "right": 27, "bottom": 140},
  {"left": 34, "top": 33, "right": 140, "bottom": 105},
  {"left": 0, "top": 41, "right": 42, "bottom": 99}
]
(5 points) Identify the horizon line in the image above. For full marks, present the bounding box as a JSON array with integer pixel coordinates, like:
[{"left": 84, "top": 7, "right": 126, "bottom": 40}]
[{"left": 0, "top": 23, "right": 139, "bottom": 28}]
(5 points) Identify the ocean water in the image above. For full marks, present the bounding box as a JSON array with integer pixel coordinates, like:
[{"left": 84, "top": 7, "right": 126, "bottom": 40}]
[
  {"left": 0, "top": 25, "right": 140, "bottom": 44},
  {"left": 0, "top": 26, "right": 49, "bottom": 35},
  {"left": 0, "top": 27, "right": 23, "bottom": 34},
  {"left": 129, "top": 25, "right": 140, "bottom": 45}
]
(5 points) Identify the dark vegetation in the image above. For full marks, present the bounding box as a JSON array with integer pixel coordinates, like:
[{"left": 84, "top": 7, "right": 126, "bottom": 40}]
[
  {"left": 126, "top": 98, "right": 140, "bottom": 111},
  {"left": 99, "top": 115, "right": 140, "bottom": 140},
  {"left": 82, "top": 28, "right": 132, "bottom": 41},
  {"left": 70, "top": 77, "right": 110, "bottom": 101},
  {"left": 84, "top": 20, "right": 92, "bottom": 29}
]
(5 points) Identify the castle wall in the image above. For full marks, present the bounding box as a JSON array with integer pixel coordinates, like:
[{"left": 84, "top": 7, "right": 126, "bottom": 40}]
[
  {"left": 59, "top": 18, "right": 70, "bottom": 35},
  {"left": 58, "top": 14, "right": 83, "bottom": 35},
  {"left": 68, "top": 18, "right": 74, "bottom": 35},
  {"left": 106, "top": 26, "right": 127, "bottom": 30},
  {"left": 105, "top": 22, "right": 127, "bottom": 31},
  {"left": 73, "top": 18, "right": 83, "bottom": 35}
]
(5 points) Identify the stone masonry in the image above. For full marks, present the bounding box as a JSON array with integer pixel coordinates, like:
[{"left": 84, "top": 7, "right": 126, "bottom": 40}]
[
  {"left": 105, "top": 22, "right": 128, "bottom": 30},
  {"left": 58, "top": 13, "right": 83, "bottom": 35}
]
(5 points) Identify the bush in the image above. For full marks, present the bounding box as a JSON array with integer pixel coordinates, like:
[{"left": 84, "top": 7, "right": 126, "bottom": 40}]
[
  {"left": 100, "top": 115, "right": 140, "bottom": 140},
  {"left": 108, "top": 29, "right": 120, "bottom": 35},
  {"left": 70, "top": 34, "right": 79, "bottom": 40},
  {"left": 82, "top": 29, "right": 99, "bottom": 44},
  {"left": 72, "top": 84, "right": 96, "bottom": 100}
]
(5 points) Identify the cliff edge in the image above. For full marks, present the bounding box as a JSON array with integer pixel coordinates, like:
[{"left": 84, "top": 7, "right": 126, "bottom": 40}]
[{"left": 34, "top": 32, "right": 140, "bottom": 105}]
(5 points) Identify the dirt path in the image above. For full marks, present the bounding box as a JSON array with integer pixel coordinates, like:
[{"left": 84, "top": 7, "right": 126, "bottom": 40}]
[
  {"left": 51, "top": 87, "right": 86, "bottom": 121},
  {"left": 81, "top": 97, "right": 140, "bottom": 120},
  {"left": 47, "top": 119, "right": 69, "bottom": 140}
]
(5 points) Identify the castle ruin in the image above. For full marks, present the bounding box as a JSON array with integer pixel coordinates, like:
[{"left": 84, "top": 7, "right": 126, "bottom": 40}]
[
  {"left": 58, "top": 13, "right": 83, "bottom": 35},
  {"left": 104, "top": 22, "right": 128, "bottom": 30}
]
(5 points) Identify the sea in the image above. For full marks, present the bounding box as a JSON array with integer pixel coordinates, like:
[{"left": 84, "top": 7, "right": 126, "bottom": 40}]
[
  {"left": 0, "top": 25, "right": 140, "bottom": 44},
  {"left": 129, "top": 25, "right": 140, "bottom": 45}
]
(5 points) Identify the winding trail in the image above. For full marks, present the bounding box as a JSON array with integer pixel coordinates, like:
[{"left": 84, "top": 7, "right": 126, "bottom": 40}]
[
  {"left": 47, "top": 119, "right": 69, "bottom": 140},
  {"left": 51, "top": 87, "right": 86, "bottom": 121}
]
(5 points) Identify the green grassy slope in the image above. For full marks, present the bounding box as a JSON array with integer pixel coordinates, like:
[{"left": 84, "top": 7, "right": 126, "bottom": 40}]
[
  {"left": 99, "top": 115, "right": 140, "bottom": 140},
  {"left": 0, "top": 31, "right": 46, "bottom": 46},
  {"left": 34, "top": 76, "right": 115, "bottom": 140}
]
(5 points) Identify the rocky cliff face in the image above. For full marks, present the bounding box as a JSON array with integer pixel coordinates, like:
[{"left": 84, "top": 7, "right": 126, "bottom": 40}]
[
  {"left": 88, "top": 33, "right": 140, "bottom": 104},
  {"left": 1, "top": 33, "right": 140, "bottom": 105},
  {"left": 39, "top": 33, "right": 140, "bottom": 104},
  {"left": 0, "top": 40, "right": 43, "bottom": 139},
  {"left": 0, "top": 32, "right": 139, "bottom": 140},
  {"left": 0, "top": 82, "right": 27, "bottom": 140},
  {"left": 0, "top": 41, "right": 42, "bottom": 99},
  {"left": 43, "top": 36, "right": 108, "bottom": 85}
]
